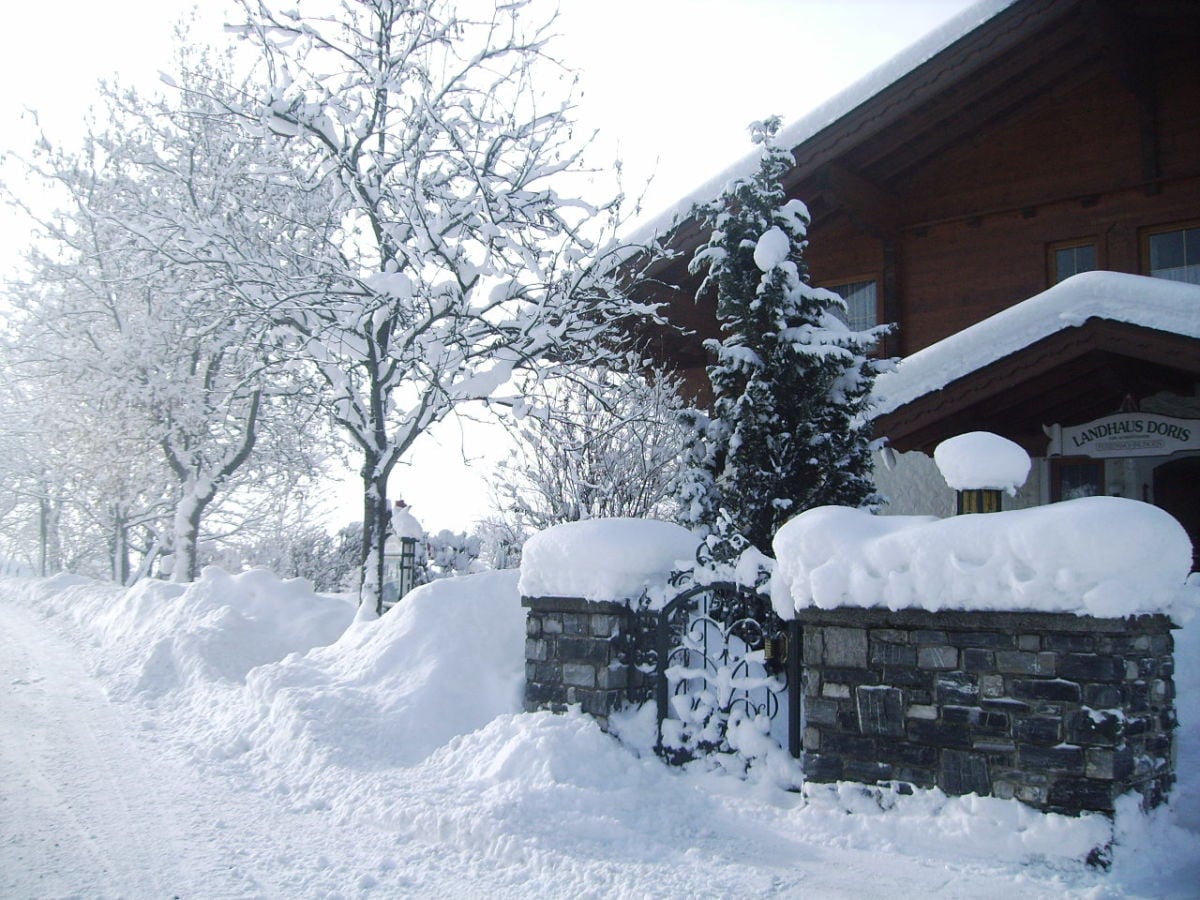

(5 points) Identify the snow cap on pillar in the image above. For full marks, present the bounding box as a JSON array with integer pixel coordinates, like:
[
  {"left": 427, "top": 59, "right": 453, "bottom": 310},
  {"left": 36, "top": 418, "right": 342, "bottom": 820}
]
[{"left": 934, "top": 432, "right": 1031, "bottom": 496}]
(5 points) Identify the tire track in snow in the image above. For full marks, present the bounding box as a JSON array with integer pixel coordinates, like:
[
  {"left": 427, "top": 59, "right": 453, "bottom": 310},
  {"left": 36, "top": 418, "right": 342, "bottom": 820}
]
[{"left": 0, "top": 601, "right": 256, "bottom": 898}]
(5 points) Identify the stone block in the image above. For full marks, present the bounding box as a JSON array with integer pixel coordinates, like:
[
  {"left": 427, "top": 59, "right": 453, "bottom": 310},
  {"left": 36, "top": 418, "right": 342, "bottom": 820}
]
[
  {"left": 1042, "top": 633, "right": 1095, "bottom": 652},
  {"left": 856, "top": 686, "right": 905, "bottom": 737},
  {"left": 844, "top": 759, "right": 894, "bottom": 783},
  {"left": 1019, "top": 744, "right": 1084, "bottom": 774},
  {"left": 1047, "top": 777, "right": 1115, "bottom": 813},
  {"left": 557, "top": 636, "right": 611, "bottom": 664},
  {"left": 878, "top": 666, "right": 928, "bottom": 688},
  {"left": 907, "top": 704, "right": 938, "bottom": 720},
  {"left": 1018, "top": 634, "right": 1041, "bottom": 652},
  {"left": 822, "top": 731, "right": 877, "bottom": 758},
  {"left": 871, "top": 629, "right": 909, "bottom": 644},
  {"left": 525, "top": 637, "right": 549, "bottom": 662},
  {"left": 972, "top": 739, "right": 1016, "bottom": 754},
  {"left": 823, "top": 667, "right": 880, "bottom": 686},
  {"left": 876, "top": 738, "right": 939, "bottom": 768},
  {"left": 906, "top": 719, "right": 973, "bottom": 750},
  {"left": 941, "top": 749, "right": 991, "bottom": 796},
  {"left": 597, "top": 664, "right": 628, "bottom": 690},
  {"left": 1084, "top": 683, "right": 1124, "bottom": 708},
  {"left": 563, "top": 663, "right": 596, "bottom": 688},
  {"left": 996, "top": 651, "right": 1055, "bottom": 675},
  {"left": 1011, "top": 679, "right": 1081, "bottom": 703},
  {"left": 870, "top": 642, "right": 917, "bottom": 666},
  {"left": 803, "top": 752, "right": 843, "bottom": 783},
  {"left": 954, "top": 632, "right": 1016, "bottom": 650},
  {"left": 936, "top": 672, "right": 979, "bottom": 705},
  {"left": 1057, "top": 653, "right": 1124, "bottom": 682},
  {"left": 919, "top": 646, "right": 959, "bottom": 670},
  {"left": 562, "top": 613, "right": 589, "bottom": 635},
  {"left": 1014, "top": 716, "right": 1061, "bottom": 745},
  {"left": 942, "top": 706, "right": 1010, "bottom": 735},
  {"left": 915, "top": 630, "right": 949, "bottom": 644},
  {"left": 804, "top": 726, "right": 821, "bottom": 750},
  {"left": 1085, "top": 747, "right": 1134, "bottom": 781},
  {"left": 979, "top": 674, "right": 1005, "bottom": 699},
  {"left": 526, "top": 616, "right": 542, "bottom": 636},
  {"left": 804, "top": 697, "right": 840, "bottom": 727},
  {"left": 1066, "top": 709, "right": 1123, "bottom": 747},
  {"left": 542, "top": 615, "right": 564, "bottom": 634},
  {"left": 823, "top": 683, "right": 851, "bottom": 699},
  {"left": 823, "top": 627, "right": 868, "bottom": 667},
  {"left": 803, "top": 628, "right": 823, "bottom": 667},
  {"left": 590, "top": 614, "right": 619, "bottom": 638},
  {"left": 962, "top": 649, "right": 994, "bottom": 672}
]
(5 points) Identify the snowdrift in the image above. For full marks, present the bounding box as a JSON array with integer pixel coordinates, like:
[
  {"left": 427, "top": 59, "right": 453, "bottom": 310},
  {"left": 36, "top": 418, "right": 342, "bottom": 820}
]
[
  {"left": 14, "top": 568, "right": 355, "bottom": 698},
  {"left": 212, "top": 569, "right": 526, "bottom": 775}
]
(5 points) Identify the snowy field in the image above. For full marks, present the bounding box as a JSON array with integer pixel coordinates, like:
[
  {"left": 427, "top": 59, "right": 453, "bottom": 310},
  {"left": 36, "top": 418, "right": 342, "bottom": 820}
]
[{"left": 2, "top": 567, "right": 1199, "bottom": 898}]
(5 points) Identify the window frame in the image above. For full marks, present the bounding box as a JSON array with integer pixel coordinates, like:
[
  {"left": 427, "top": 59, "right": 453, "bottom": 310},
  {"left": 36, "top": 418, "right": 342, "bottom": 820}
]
[
  {"left": 1046, "top": 237, "right": 1099, "bottom": 286},
  {"left": 820, "top": 274, "right": 882, "bottom": 334},
  {"left": 1050, "top": 457, "right": 1105, "bottom": 503},
  {"left": 1141, "top": 219, "right": 1200, "bottom": 284}
]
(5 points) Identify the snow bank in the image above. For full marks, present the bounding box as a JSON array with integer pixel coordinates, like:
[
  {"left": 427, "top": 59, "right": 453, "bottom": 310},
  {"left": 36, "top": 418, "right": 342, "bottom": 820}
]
[
  {"left": 933, "top": 431, "right": 1030, "bottom": 493},
  {"left": 771, "top": 498, "right": 1194, "bottom": 620},
  {"left": 213, "top": 570, "right": 525, "bottom": 773},
  {"left": 873, "top": 272, "right": 1200, "bottom": 416},
  {"left": 17, "top": 567, "right": 354, "bottom": 698},
  {"left": 519, "top": 518, "right": 697, "bottom": 605}
]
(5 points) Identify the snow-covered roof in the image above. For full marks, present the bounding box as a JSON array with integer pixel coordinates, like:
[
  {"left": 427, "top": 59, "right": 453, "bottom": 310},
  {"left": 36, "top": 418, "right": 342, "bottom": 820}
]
[
  {"left": 872, "top": 271, "right": 1200, "bottom": 417},
  {"left": 628, "top": 0, "right": 1017, "bottom": 246}
]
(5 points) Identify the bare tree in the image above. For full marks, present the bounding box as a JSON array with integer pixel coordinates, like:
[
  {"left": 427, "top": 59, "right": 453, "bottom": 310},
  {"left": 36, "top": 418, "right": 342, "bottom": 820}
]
[
  {"left": 490, "top": 364, "right": 688, "bottom": 548},
  {"left": 211, "top": 0, "right": 663, "bottom": 613}
]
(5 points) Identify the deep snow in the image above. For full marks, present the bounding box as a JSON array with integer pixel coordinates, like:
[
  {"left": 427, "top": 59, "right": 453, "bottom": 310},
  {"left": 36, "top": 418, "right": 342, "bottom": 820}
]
[{"left": 3, "top": 565, "right": 1199, "bottom": 898}]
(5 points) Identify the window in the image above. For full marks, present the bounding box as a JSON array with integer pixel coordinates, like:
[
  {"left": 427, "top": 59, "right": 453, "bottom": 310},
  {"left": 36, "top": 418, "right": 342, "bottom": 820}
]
[
  {"left": 825, "top": 279, "right": 878, "bottom": 332},
  {"left": 1048, "top": 239, "right": 1097, "bottom": 285},
  {"left": 1145, "top": 223, "right": 1200, "bottom": 284},
  {"left": 1050, "top": 459, "right": 1104, "bottom": 503}
]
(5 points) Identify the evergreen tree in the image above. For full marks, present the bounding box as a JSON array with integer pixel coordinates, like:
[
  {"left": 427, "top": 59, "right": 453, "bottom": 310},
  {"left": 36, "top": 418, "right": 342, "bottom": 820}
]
[{"left": 677, "top": 117, "right": 890, "bottom": 551}]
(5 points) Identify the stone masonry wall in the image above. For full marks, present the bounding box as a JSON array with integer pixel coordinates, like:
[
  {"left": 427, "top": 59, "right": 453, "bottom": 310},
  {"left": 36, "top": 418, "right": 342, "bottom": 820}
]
[
  {"left": 522, "top": 596, "right": 650, "bottom": 730},
  {"left": 795, "top": 608, "right": 1176, "bottom": 815}
]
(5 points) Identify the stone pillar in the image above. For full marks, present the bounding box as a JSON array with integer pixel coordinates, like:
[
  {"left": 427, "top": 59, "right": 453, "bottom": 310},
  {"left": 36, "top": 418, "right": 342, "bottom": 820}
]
[
  {"left": 796, "top": 607, "right": 1176, "bottom": 816},
  {"left": 521, "top": 596, "right": 650, "bottom": 730}
]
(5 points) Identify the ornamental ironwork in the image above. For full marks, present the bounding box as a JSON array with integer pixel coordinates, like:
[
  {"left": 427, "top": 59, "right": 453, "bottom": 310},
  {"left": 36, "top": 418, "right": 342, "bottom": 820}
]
[{"left": 654, "top": 579, "right": 788, "bottom": 765}]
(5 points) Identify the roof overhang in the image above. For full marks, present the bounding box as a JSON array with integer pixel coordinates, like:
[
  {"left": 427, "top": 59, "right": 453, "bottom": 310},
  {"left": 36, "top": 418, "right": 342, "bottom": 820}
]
[
  {"left": 873, "top": 319, "right": 1200, "bottom": 455},
  {"left": 871, "top": 272, "right": 1200, "bottom": 455}
]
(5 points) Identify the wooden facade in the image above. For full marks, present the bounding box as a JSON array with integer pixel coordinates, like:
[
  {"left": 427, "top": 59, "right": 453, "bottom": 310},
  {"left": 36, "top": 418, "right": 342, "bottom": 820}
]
[
  {"left": 638, "top": 0, "right": 1200, "bottom": 566},
  {"left": 642, "top": 0, "right": 1199, "bottom": 391}
]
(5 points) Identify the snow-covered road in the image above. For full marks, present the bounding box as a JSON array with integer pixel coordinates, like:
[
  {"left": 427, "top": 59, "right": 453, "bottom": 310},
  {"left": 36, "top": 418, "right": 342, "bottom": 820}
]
[
  {"left": 0, "top": 601, "right": 254, "bottom": 897},
  {"left": 2, "top": 571, "right": 1197, "bottom": 899}
]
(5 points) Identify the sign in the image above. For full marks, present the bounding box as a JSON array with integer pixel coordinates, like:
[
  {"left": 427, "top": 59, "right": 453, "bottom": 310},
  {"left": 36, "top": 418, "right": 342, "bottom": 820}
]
[{"left": 1045, "top": 413, "right": 1200, "bottom": 459}]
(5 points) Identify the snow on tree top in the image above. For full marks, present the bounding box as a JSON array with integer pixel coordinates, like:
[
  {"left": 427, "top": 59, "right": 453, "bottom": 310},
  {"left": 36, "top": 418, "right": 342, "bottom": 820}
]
[
  {"left": 753, "top": 226, "right": 791, "bottom": 272},
  {"left": 519, "top": 518, "right": 697, "bottom": 605},
  {"left": 934, "top": 432, "right": 1030, "bottom": 494},
  {"left": 770, "top": 498, "right": 1195, "bottom": 622},
  {"left": 873, "top": 272, "right": 1200, "bottom": 417}
]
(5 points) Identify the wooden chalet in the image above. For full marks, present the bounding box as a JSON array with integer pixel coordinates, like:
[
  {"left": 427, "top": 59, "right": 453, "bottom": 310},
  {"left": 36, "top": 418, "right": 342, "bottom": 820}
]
[{"left": 637, "top": 0, "right": 1200, "bottom": 565}]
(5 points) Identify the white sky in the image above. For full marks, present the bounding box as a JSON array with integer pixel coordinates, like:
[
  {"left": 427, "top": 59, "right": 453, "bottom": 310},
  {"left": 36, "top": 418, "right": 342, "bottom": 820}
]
[{"left": 0, "top": 0, "right": 980, "bottom": 533}]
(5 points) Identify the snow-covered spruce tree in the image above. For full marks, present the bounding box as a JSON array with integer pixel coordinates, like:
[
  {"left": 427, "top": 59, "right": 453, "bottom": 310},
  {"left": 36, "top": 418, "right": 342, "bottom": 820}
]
[
  {"left": 678, "top": 117, "right": 890, "bottom": 552},
  {"left": 216, "top": 0, "right": 661, "bottom": 615}
]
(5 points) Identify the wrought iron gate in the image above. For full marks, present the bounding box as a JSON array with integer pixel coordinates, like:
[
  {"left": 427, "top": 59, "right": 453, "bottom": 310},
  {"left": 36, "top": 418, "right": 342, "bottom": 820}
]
[{"left": 654, "top": 581, "right": 789, "bottom": 763}]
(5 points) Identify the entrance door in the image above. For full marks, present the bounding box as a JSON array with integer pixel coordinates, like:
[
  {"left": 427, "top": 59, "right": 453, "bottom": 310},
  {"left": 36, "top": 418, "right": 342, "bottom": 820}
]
[{"left": 1154, "top": 457, "right": 1200, "bottom": 572}]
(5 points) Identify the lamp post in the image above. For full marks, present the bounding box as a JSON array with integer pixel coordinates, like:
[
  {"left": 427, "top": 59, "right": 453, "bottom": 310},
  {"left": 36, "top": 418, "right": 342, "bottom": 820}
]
[
  {"left": 933, "top": 432, "right": 1031, "bottom": 515},
  {"left": 383, "top": 499, "right": 424, "bottom": 609}
]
